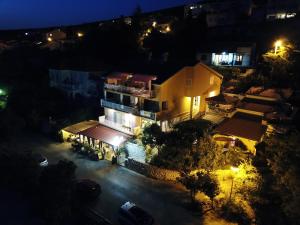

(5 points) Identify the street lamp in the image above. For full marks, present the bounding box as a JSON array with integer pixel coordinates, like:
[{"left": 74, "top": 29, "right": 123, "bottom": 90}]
[
  {"left": 274, "top": 40, "right": 282, "bottom": 54},
  {"left": 229, "top": 166, "right": 239, "bottom": 201}
]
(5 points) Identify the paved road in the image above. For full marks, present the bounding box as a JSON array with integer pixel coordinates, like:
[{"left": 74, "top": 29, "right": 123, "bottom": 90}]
[{"left": 20, "top": 134, "right": 202, "bottom": 225}]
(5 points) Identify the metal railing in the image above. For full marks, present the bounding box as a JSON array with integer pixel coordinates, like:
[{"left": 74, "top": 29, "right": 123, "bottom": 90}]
[
  {"left": 140, "top": 110, "right": 156, "bottom": 120},
  {"left": 99, "top": 116, "right": 136, "bottom": 135},
  {"left": 101, "top": 99, "right": 139, "bottom": 114},
  {"left": 105, "top": 83, "right": 155, "bottom": 98}
]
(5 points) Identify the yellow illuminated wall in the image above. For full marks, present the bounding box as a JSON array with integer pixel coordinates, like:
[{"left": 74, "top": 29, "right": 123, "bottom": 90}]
[
  {"left": 156, "top": 63, "right": 223, "bottom": 121},
  {"left": 213, "top": 134, "right": 257, "bottom": 155}
]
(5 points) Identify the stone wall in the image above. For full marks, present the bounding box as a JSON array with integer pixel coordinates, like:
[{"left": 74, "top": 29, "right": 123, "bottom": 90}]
[{"left": 124, "top": 158, "right": 180, "bottom": 181}]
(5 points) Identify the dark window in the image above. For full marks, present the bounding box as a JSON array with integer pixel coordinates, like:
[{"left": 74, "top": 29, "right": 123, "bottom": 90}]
[
  {"left": 162, "top": 101, "right": 168, "bottom": 110},
  {"left": 123, "top": 95, "right": 131, "bottom": 106},
  {"left": 201, "top": 54, "right": 207, "bottom": 61},
  {"left": 106, "top": 92, "right": 120, "bottom": 103},
  {"left": 144, "top": 99, "right": 160, "bottom": 112}
]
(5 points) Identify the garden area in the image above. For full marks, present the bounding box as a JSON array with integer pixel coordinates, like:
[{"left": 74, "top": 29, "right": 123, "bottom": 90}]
[{"left": 137, "top": 119, "right": 300, "bottom": 225}]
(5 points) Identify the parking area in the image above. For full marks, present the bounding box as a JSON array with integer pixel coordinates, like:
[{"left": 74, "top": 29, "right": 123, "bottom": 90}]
[{"left": 18, "top": 134, "right": 202, "bottom": 225}]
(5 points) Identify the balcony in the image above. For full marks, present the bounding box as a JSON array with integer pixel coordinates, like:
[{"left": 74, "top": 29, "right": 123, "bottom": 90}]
[
  {"left": 140, "top": 110, "right": 156, "bottom": 120},
  {"left": 99, "top": 116, "right": 138, "bottom": 135},
  {"left": 104, "top": 83, "right": 155, "bottom": 98},
  {"left": 101, "top": 99, "right": 139, "bottom": 115}
]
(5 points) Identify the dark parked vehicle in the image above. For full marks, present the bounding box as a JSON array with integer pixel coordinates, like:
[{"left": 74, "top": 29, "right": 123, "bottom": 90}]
[
  {"left": 32, "top": 153, "right": 48, "bottom": 167},
  {"left": 75, "top": 179, "right": 101, "bottom": 201},
  {"left": 118, "top": 202, "right": 154, "bottom": 225}
]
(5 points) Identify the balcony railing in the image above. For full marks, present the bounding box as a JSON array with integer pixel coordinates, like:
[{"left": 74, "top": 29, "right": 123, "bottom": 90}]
[
  {"left": 105, "top": 83, "right": 155, "bottom": 98},
  {"left": 101, "top": 99, "right": 139, "bottom": 115},
  {"left": 140, "top": 110, "right": 156, "bottom": 120},
  {"left": 99, "top": 116, "right": 137, "bottom": 135}
]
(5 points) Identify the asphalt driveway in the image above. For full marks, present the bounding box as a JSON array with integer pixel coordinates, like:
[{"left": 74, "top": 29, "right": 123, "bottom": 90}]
[{"left": 19, "top": 134, "right": 202, "bottom": 225}]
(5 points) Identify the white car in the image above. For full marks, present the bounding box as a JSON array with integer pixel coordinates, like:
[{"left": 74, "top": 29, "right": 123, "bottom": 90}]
[
  {"left": 33, "top": 153, "right": 48, "bottom": 167},
  {"left": 118, "top": 202, "right": 154, "bottom": 225}
]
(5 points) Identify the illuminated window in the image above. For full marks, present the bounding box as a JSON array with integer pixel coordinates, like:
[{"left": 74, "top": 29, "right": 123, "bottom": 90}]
[{"left": 194, "top": 96, "right": 200, "bottom": 107}]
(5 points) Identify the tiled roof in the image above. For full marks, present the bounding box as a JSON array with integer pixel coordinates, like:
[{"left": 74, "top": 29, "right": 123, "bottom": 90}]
[
  {"left": 215, "top": 112, "right": 267, "bottom": 141},
  {"left": 62, "top": 120, "right": 99, "bottom": 134},
  {"left": 79, "top": 125, "right": 131, "bottom": 146}
]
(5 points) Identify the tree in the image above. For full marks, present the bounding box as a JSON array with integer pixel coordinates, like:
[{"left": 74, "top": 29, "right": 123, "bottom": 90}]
[
  {"left": 260, "top": 39, "right": 295, "bottom": 87},
  {"left": 254, "top": 132, "right": 300, "bottom": 225},
  {"left": 178, "top": 171, "right": 220, "bottom": 209},
  {"left": 178, "top": 171, "right": 202, "bottom": 204},
  {"left": 39, "top": 160, "right": 77, "bottom": 225},
  {"left": 197, "top": 171, "right": 220, "bottom": 209},
  {"left": 141, "top": 123, "right": 164, "bottom": 149}
]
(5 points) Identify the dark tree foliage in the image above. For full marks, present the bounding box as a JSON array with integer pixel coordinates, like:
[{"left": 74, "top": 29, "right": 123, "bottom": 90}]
[
  {"left": 254, "top": 132, "right": 300, "bottom": 225},
  {"left": 141, "top": 123, "right": 164, "bottom": 148},
  {"left": 39, "top": 160, "right": 77, "bottom": 225}
]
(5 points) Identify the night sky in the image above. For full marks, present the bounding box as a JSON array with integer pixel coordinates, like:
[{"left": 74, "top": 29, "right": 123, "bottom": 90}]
[{"left": 0, "top": 0, "right": 194, "bottom": 30}]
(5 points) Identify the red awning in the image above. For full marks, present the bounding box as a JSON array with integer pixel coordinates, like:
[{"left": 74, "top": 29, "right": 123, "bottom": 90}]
[{"left": 79, "top": 125, "right": 131, "bottom": 146}]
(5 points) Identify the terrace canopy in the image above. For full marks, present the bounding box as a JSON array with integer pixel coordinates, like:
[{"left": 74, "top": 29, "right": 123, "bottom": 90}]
[{"left": 79, "top": 125, "right": 131, "bottom": 147}]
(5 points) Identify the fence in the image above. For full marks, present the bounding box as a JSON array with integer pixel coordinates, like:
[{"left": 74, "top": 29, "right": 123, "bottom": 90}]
[{"left": 124, "top": 158, "right": 180, "bottom": 181}]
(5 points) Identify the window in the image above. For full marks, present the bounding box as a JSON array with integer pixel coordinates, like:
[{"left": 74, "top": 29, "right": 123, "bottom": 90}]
[
  {"left": 194, "top": 96, "right": 200, "bottom": 107},
  {"left": 162, "top": 101, "right": 168, "bottom": 110},
  {"left": 201, "top": 54, "right": 208, "bottom": 61},
  {"left": 186, "top": 79, "right": 192, "bottom": 87}
]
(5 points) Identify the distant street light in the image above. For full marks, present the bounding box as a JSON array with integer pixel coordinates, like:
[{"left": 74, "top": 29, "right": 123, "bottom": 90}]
[
  {"left": 274, "top": 40, "right": 283, "bottom": 54},
  {"left": 77, "top": 32, "right": 84, "bottom": 37},
  {"left": 47, "top": 37, "right": 53, "bottom": 42}
]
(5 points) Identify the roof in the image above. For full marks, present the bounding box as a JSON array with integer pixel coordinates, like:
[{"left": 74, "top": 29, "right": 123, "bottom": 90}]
[
  {"left": 206, "top": 93, "right": 239, "bottom": 104},
  {"left": 237, "top": 97, "right": 278, "bottom": 114},
  {"left": 197, "top": 41, "right": 255, "bottom": 53},
  {"left": 214, "top": 112, "right": 267, "bottom": 141},
  {"left": 79, "top": 125, "right": 131, "bottom": 146},
  {"left": 112, "top": 60, "right": 222, "bottom": 85},
  {"left": 62, "top": 120, "right": 99, "bottom": 134},
  {"left": 114, "top": 60, "right": 198, "bottom": 84}
]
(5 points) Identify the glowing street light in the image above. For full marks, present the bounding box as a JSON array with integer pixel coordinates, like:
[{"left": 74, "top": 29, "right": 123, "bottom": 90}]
[
  {"left": 274, "top": 40, "right": 282, "bottom": 54},
  {"left": 47, "top": 37, "right": 53, "bottom": 42},
  {"left": 152, "top": 21, "right": 157, "bottom": 27},
  {"left": 77, "top": 32, "right": 84, "bottom": 37}
]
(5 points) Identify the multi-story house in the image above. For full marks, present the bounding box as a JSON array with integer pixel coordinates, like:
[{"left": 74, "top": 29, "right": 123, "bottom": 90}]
[
  {"left": 49, "top": 69, "right": 105, "bottom": 99},
  {"left": 99, "top": 63, "right": 223, "bottom": 135}
]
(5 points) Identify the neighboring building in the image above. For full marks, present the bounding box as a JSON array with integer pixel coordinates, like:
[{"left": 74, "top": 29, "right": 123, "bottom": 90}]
[
  {"left": 185, "top": 0, "right": 252, "bottom": 27},
  {"left": 99, "top": 63, "right": 223, "bottom": 134},
  {"left": 214, "top": 112, "right": 267, "bottom": 154},
  {"left": 197, "top": 42, "right": 256, "bottom": 67},
  {"left": 265, "top": 0, "right": 299, "bottom": 21},
  {"left": 211, "top": 87, "right": 297, "bottom": 153},
  {"left": 49, "top": 69, "right": 105, "bottom": 98},
  {"left": 46, "top": 29, "right": 66, "bottom": 41}
]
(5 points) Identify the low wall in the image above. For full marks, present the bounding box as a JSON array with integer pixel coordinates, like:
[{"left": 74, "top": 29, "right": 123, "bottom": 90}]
[{"left": 124, "top": 158, "right": 180, "bottom": 181}]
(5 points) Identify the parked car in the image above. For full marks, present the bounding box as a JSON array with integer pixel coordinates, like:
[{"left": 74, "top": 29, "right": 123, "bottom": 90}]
[
  {"left": 74, "top": 179, "right": 101, "bottom": 201},
  {"left": 118, "top": 202, "right": 154, "bottom": 225},
  {"left": 32, "top": 153, "right": 48, "bottom": 167}
]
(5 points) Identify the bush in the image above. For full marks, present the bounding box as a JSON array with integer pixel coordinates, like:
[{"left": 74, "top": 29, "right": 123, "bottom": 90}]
[{"left": 217, "top": 201, "right": 252, "bottom": 225}]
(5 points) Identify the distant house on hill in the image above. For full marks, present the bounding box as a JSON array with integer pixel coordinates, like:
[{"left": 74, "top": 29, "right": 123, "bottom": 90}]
[
  {"left": 46, "top": 29, "right": 66, "bottom": 42},
  {"left": 49, "top": 69, "right": 106, "bottom": 99},
  {"left": 196, "top": 42, "right": 256, "bottom": 67}
]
